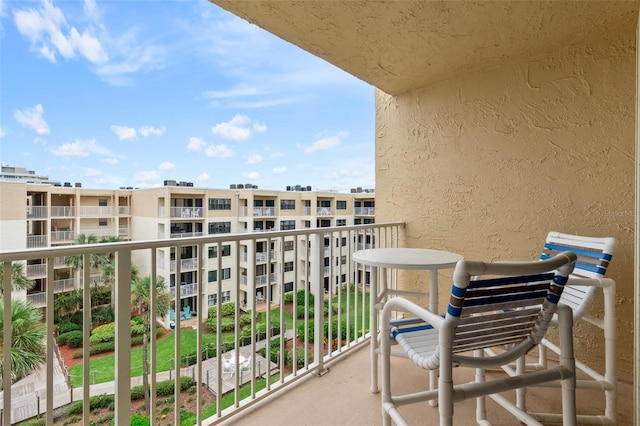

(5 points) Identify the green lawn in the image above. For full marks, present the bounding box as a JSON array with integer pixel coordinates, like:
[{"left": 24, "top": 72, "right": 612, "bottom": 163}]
[{"left": 68, "top": 296, "right": 363, "bottom": 388}]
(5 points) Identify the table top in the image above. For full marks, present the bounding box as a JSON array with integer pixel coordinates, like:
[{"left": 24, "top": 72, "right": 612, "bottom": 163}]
[{"left": 353, "top": 248, "right": 463, "bottom": 270}]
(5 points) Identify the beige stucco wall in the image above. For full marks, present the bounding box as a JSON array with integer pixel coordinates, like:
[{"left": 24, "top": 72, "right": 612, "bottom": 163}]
[{"left": 375, "top": 17, "right": 635, "bottom": 381}]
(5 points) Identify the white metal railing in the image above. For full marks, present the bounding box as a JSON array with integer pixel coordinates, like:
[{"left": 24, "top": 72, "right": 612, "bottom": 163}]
[
  {"left": 26, "top": 206, "right": 48, "bottom": 219},
  {"left": 170, "top": 282, "right": 198, "bottom": 299},
  {"left": 303, "top": 207, "right": 312, "bottom": 215},
  {"left": 170, "top": 258, "right": 198, "bottom": 273},
  {"left": 240, "top": 252, "right": 269, "bottom": 263},
  {"left": 170, "top": 232, "right": 204, "bottom": 239},
  {"left": 26, "top": 235, "right": 48, "bottom": 248},
  {"left": 51, "top": 230, "right": 75, "bottom": 243},
  {"left": 26, "top": 292, "right": 46, "bottom": 307},
  {"left": 80, "top": 228, "right": 118, "bottom": 238},
  {"left": 54, "top": 256, "right": 67, "bottom": 267},
  {"left": 51, "top": 206, "right": 75, "bottom": 217},
  {"left": 317, "top": 207, "right": 333, "bottom": 216},
  {"left": 53, "top": 278, "right": 76, "bottom": 293},
  {"left": 118, "top": 206, "right": 130, "bottom": 215},
  {"left": 0, "top": 222, "right": 403, "bottom": 425},
  {"left": 79, "top": 206, "right": 114, "bottom": 217},
  {"left": 26, "top": 264, "right": 47, "bottom": 278},
  {"left": 253, "top": 207, "right": 277, "bottom": 217},
  {"left": 354, "top": 207, "right": 375, "bottom": 216},
  {"left": 170, "top": 207, "right": 203, "bottom": 219},
  {"left": 118, "top": 226, "right": 129, "bottom": 237}
]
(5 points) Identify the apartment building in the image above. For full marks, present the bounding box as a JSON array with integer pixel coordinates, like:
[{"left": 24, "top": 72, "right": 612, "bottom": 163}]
[{"left": 0, "top": 179, "right": 375, "bottom": 325}]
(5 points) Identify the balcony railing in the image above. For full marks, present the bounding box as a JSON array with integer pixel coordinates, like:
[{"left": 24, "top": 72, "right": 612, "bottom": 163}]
[
  {"left": 354, "top": 207, "right": 375, "bottom": 216},
  {"left": 0, "top": 222, "right": 403, "bottom": 425},
  {"left": 80, "top": 227, "right": 118, "bottom": 238},
  {"left": 170, "top": 231, "right": 204, "bottom": 239},
  {"left": 79, "top": 206, "right": 114, "bottom": 217},
  {"left": 317, "top": 207, "right": 333, "bottom": 216},
  {"left": 26, "top": 263, "right": 47, "bottom": 278},
  {"left": 118, "top": 225, "right": 130, "bottom": 237},
  {"left": 26, "top": 235, "right": 48, "bottom": 248},
  {"left": 26, "top": 206, "right": 48, "bottom": 219},
  {"left": 253, "top": 207, "right": 277, "bottom": 217},
  {"left": 51, "top": 206, "right": 75, "bottom": 217},
  {"left": 170, "top": 258, "right": 198, "bottom": 273},
  {"left": 118, "top": 206, "right": 131, "bottom": 215},
  {"left": 170, "top": 207, "right": 203, "bottom": 219},
  {"left": 51, "top": 230, "right": 75, "bottom": 243}
]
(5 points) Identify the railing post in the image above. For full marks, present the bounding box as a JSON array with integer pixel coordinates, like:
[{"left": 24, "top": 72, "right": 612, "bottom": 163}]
[
  {"left": 114, "top": 249, "right": 132, "bottom": 426},
  {"left": 311, "top": 233, "right": 328, "bottom": 376}
]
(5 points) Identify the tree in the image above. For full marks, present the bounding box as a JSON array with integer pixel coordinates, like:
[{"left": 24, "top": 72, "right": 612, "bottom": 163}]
[
  {"left": 130, "top": 276, "right": 171, "bottom": 415},
  {"left": 64, "top": 234, "right": 107, "bottom": 272},
  {"left": 0, "top": 262, "right": 34, "bottom": 295},
  {"left": 0, "top": 299, "right": 46, "bottom": 388}
]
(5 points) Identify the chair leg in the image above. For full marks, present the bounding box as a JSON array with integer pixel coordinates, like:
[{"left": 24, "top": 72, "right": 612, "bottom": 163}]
[
  {"left": 515, "top": 355, "right": 526, "bottom": 411},
  {"left": 473, "top": 349, "right": 488, "bottom": 424},
  {"left": 558, "top": 306, "right": 577, "bottom": 426}
]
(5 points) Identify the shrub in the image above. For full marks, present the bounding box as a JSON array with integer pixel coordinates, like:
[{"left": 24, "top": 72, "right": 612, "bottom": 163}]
[
  {"left": 130, "top": 385, "right": 146, "bottom": 400},
  {"left": 130, "top": 415, "right": 150, "bottom": 426},
  {"left": 91, "top": 322, "right": 115, "bottom": 336},
  {"left": 296, "top": 305, "right": 314, "bottom": 319},
  {"left": 297, "top": 320, "right": 314, "bottom": 341},
  {"left": 207, "top": 302, "right": 236, "bottom": 319},
  {"left": 66, "top": 330, "right": 84, "bottom": 348},
  {"left": 239, "top": 313, "right": 253, "bottom": 327},
  {"left": 58, "top": 322, "right": 81, "bottom": 334},
  {"left": 283, "top": 292, "right": 294, "bottom": 304},
  {"left": 295, "top": 290, "right": 313, "bottom": 306},
  {"left": 286, "top": 347, "right": 309, "bottom": 369},
  {"left": 56, "top": 333, "right": 69, "bottom": 345},
  {"left": 67, "top": 394, "right": 113, "bottom": 415}
]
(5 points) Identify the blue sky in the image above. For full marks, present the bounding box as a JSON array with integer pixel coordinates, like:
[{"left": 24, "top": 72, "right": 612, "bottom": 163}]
[{"left": 0, "top": 0, "right": 375, "bottom": 192}]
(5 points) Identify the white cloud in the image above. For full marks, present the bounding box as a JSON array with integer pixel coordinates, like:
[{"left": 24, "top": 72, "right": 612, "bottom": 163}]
[
  {"left": 273, "top": 166, "right": 287, "bottom": 174},
  {"left": 246, "top": 154, "right": 262, "bottom": 165},
  {"left": 253, "top": 121, "right": 267, "bottom": 132},
  {"left": 13, "top": 0, "right": 107, "bottom": 64},
  {"left": 305, "top": 131, "right": 349, "bottom": 153},
  {"left": 0, "top": 127, "right": 5, "bottom": 138},
  {"left": 205, "top": 144, "right": 232, "bottom": 158},
  {"left": 187, "top": 136, "right": 205, "bottom": 152},
  {"left": 84, "top": 167, "right": 102, "bottom": 177},
  {"left": 110, "top": 125, "right": 137, "bottom": 140},
  {"left": 50, "top": 138, "right": 114, "bottom": 158},
  {"left": 212, "top": 114, "right": 251, "bottom": 142},
  {"left": 134, "top": 170, "right": 160, "bottom": 181},
  {"left": 194, "top": 173, "right": 209, "bottom": 182},
  {"left": 270, "top": 152, "right": 284, "bottom": 159},
  {"left": 159, "top": 161, "right": 175, "bottom": 171},
  {"left": 14, "top": 104, "right": 50, "bottom": 135},
  {"left": 139, "top": 125, "right": 165, "bottom": 137},
  {"left": 243, "top": 171, "right": 259, "bottom": 180},
  {"left": 104, "top": 158, "right": 118, "bottom": 165}
]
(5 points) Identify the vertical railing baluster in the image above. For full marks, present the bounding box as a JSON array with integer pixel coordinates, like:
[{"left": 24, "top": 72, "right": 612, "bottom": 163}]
[
  {"left": 150, "top": 248, "right": 157, "bottom": 425},
  {"left": 82, "top": 254, "right": 91, "bottom": 425},
  {"left": 114, "top": 249, "right": 132, "bottom": 425},
  {"left": 2, "top": 261, "right": 10, "bottom": 426}
]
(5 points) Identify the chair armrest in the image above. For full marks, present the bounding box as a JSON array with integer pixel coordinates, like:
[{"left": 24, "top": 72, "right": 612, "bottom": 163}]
[
  {"left": 566, "top": 277, "right": 615, "bottom": 290},
  {"left": 381, "top": 297, "right": 444, "bottom": 330}
]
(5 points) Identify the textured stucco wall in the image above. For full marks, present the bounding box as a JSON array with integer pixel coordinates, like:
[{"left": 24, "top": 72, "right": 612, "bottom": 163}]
[{"left": 375, "top": 20, "right": 635, "bottom": 380}]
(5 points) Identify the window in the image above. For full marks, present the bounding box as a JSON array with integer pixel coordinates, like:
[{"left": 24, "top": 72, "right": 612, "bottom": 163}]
[
  {"left": 341, "top": 274, "right": 347, "bottom": 283},
  {"left": 222, "top": 291, "right": 231, "bottom": 303},
  {"left": 336, "top": 219, "right": 346, "bottom": 226},
  {"left": 208, "top": 270, "right": 217, "bottom": 282},
  {"left": 284, "top": 282, "right": 294, "bottom": 293},
  {"left": 336, "top": 200, "right": 347, "bottom": 210},
  {"left": 209, "top": 245, "right": 231, "bottom": 258},
  {"left": 280, "top": 199, "right": 295, "bottom": 210},
  {"left": 98, "top": 219, "right": 107, "bottom": 226},
  {"left": 208, "top": 198, "right": 231, "bottom": 210},
  {"left": 222, "top": 268, "right": 231, "bottom": 280},
  {"left": 341, "top": 255, "right": 347, "bottom": 265},
  {"left": 303, "top": 220, "right": 311, "bottom": 228},
  {"left": 284, "top": 261, "right": 294, "bottom": 272},
  {"left": 341, "top": 237, "right": 347, "bottom": 246},
  {"left": 207, "top": 294, "right": 217, "bottom": 307},
  {"left": 281, "top": 220, "right": 295, "bottom": 230},
  {"left": 284, "top": 240, "right": 294, "bottom": 251},
  {"left": 99, "top": 199, "right": 107, "bottom": 207},
  {"left": 208, "top": 222, "right": 231, "bottom": 234},
  {"left": 354, "top": 218, "right": 362, "bottom": 225}
]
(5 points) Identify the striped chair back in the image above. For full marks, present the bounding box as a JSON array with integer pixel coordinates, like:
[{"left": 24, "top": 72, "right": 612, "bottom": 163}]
[
  {"left": 540, "top": 232, "right": 616, "bottom": 323},
  {"left": 447, "top": 251, "right": 576, "bottom": 362}
]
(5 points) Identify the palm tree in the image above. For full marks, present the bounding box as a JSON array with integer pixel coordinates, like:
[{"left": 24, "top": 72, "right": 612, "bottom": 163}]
[
  {"left": 0, "top": 299, "right": 46, "bottom": 388},
  {"left": 130, "top": 275, "right": 171, "bottom": 415},
  {"left": 0, "top": 262, "right": 34, "bottom": 295},
  {"left": 64, "top": 234, "right": 106, "bottom": 272}
]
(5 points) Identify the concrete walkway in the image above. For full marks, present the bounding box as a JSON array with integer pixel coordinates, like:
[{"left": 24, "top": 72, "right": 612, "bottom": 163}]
[{"left": 2, "top": 334, "right": 286, "bottom": 424}]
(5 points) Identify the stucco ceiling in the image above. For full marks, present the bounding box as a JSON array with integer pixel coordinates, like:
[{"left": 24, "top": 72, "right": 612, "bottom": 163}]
[{"left": 209, "top": 0, "right": 639, "bottom": 95}]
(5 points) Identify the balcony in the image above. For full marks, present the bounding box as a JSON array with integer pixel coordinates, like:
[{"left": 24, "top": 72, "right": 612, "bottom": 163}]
[
  {"left": 26, "top": 263, "right": 47, "bottom": 278},
  {"left": 79, "top": 206, "right": 114, "bottom": 217},
  {"left": 253, "top": 206, "right": 277, "bottom": 217},
  {"left": 170, "top": 207, "right": 203, "bottom": 219},
  {"left": 0, "top": 222, "right": 407, "bottom": 425},
  {"left": 317, "top": 207, "right": 333, "bottom": 216},
  {"left": 118, "top": 225, "right": 130, "bottom": 238},
  {"left": 26, "top": 206, "right": 48, "bottom": 219},
  {"left": 170, "top": 231, "right": 204, "bottom": 239},
  {"left": 51, "top": 206, "right": 75, "bottom": 217},
  {"left": 118, "top": 206, "right": 131, "bottom": 215},
  {"left": 51, "top": 230, "right": 75, "bottom": 243},
  {"left": 240, "top": 251, "right": 276, "bottom": 263},
  {"left": 354, "top": 207, "right": 375, "bottom": 216},
  {"left": 80, "top": 227, "right": 119, "bottom": 239},
  {"left": 26, "top": 235, "right": 47, "bottom": 248},
  {"left": 169, "top": 257, "right": 198, "bottom": 273}
]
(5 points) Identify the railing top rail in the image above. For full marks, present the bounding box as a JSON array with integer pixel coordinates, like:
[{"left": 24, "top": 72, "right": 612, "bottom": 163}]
[{"left": 1, "top": 222, "right": 403, "bottom": 262}]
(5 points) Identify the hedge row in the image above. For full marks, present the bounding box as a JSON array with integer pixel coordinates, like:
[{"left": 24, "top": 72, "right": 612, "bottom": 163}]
[{"left": 71, "top": 327, "right": 163, "bottom": 359}]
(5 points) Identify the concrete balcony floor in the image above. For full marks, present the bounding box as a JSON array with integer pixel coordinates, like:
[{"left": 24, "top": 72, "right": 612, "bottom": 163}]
[{"left": 224, "top": 343, "right": 633, "bottom": 426}]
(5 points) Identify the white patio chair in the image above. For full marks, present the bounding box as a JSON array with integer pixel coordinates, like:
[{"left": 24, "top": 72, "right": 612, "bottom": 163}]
[
  {"left": 381, "top": 251, "right": 577, "bottom": 426},
  {"left": 487, "top": 231, "right": 617, "bottom": 424},
  {"left": 222, "top": 357, "right": 233, "bottom": 377}
]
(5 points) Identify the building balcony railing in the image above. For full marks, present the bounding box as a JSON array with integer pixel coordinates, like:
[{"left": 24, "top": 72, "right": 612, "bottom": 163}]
[
  {"left": 80, "top": 227, "right": 119, "bottom": 239},
  {"left": 170, "top": 207, "right": 203, "bottom": 219},
  {"left": 26, "top": 264, "right": 47, "bottom": 278},
  {"left": 79, "top": 206, "right": 114, "bottom": 217},
  {"left": 354, "top": 207, "right": 375, "bottom": 216},
  {"left": 26, "top": 235, "right": 48, "bottom": 248},
  {"left": 26, "top": 206, "right": 48, "bottom": 219},
  {"left": 51, "top": 206, "right": 75, "bottom": 217},
  {"left": 51, "top": 230, "right": 75, "bottom": 243},
  {"left": 253, "top": 207, "right": 277, "bottom": 217},
  {"left": 303, "top": 207, "right": 312, "bottom": 215},
  {"left": 170, "top": 282, "right": 198, "bottom": 299},
  {"left": 170, "top": 258, "right": 198, "bottom": 273},
  {"left": 240, "top": 251, "right": 276, "bottom": 263},
  {"left": 0, "top": 221, "right": 403, "bottom": 425},
  {"left": 118, "top": 206, "right": 131, "bottom": 215},
  {"left": 317, "top": 207, "right": 333, "bottom": 216},
  {"left": 170, "top": 231, "right": 204, "bottom": 239},
  {"left": 118, "top": 225, "right": 130, "bottom": 238}
]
